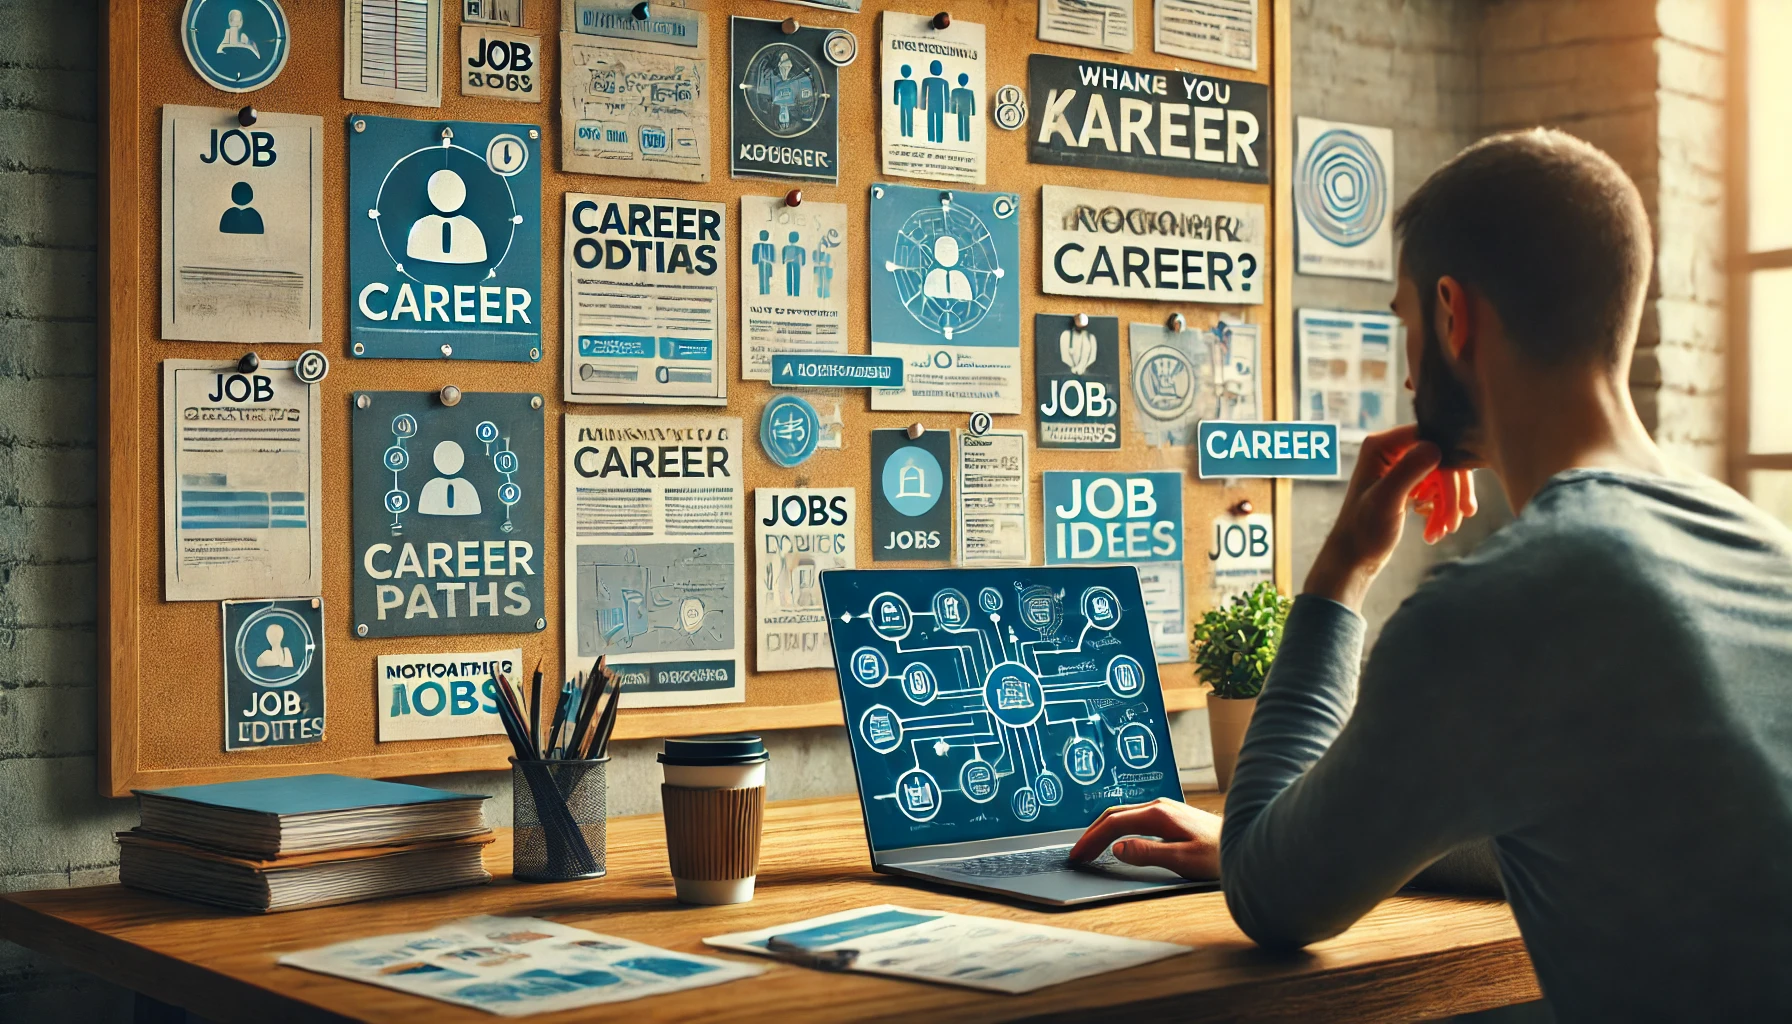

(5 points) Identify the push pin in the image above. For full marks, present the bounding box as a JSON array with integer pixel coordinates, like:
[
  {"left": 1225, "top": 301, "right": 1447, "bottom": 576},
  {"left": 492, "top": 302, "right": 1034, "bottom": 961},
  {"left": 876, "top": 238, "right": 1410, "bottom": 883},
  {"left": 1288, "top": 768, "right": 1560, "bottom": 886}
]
[
  {"left": 932, "top": 11, "right": 952, "bottom": 29},
  {"left": 906, "top": 423, "right": 926, "bottom": 439},
  {"left": 1167, "top": 312, "right": 1186, "bottom": 333},
  {"left": 632, "top": 2, "right": 650, "bottom": 19},
  {"left": 440, "top": 125, "right": 454, "bottom": 140},
  {"left": 785, "top": 188, "right": 803, "bottom": 207},
  {"left": 1073, "top": 312, "right": 1090, "bottom": 329},
  {"left": 781, "top": 17, "right": 799, "bottom": 34},
  {"left": 940, "top": 190, "right": 953, "bottom": 211},
  {"left": 439, "top": 385, "right": 462, "bottom": 407},
  {"left": 237, "top": 106, "right": 257, "bottom": 127},
  {"left": 236, "top": 351, "right": 259, "bottom": 373},
  {"left": 1231, "top": 499, "right": 1254, "bottom": 516}
]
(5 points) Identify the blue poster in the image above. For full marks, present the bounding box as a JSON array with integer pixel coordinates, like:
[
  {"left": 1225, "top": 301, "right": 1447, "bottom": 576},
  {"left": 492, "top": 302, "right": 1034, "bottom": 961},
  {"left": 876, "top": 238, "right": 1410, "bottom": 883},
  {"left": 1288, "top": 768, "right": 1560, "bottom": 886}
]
[
  {"left": 870, "top": 427, "right": 951, "bottom": 561},
  {"left": 222, "top": 597, "right": 324, "bottom": 751},
  {"left": 868, "top": 183, "right": 1022, "bottom": 413},
  {"left": 182, "top": 0, "right": 290, "bottom": 93},
  {"left": 1197, "top": 421, "right": 1341, "bottom": 478},
  {"left": 1042, "top": 471, "right": 1190, "bottom": 663},
  {"left": 349, "top": 115, "right": 542, "bottom": 361},
  {"left": 820, "top": 566, "right": 1182, "bottom": 851}
]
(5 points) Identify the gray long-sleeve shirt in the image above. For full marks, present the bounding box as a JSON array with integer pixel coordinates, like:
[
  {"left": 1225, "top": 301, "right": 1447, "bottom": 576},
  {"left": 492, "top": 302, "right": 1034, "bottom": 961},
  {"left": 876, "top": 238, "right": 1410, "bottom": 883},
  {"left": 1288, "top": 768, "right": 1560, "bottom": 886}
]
[{"left": 1221, "top": 469, "right": 1792, "bottom": 1021}]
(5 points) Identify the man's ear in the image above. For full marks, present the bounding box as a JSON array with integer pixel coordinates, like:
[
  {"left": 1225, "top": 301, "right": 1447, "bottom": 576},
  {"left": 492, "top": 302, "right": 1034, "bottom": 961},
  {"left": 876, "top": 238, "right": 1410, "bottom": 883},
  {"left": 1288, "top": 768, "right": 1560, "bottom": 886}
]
[{"left": 1434, "top": 275, "right": 1475, "bottom": 364}]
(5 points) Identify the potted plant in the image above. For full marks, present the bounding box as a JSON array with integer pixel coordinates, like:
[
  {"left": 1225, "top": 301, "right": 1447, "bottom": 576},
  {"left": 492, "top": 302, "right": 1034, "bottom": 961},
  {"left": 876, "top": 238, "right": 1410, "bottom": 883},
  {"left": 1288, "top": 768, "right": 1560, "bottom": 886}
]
[{"left": 1192, "top": 581, "right": 1291, "bottom": 791}]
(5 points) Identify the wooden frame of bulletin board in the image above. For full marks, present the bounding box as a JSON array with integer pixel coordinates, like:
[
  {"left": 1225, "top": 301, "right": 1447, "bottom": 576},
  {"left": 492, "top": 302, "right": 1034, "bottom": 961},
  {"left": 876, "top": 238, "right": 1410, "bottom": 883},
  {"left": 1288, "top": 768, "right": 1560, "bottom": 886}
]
[{"left": 100, "top": 0, "right": 1295, "bottom": 796}]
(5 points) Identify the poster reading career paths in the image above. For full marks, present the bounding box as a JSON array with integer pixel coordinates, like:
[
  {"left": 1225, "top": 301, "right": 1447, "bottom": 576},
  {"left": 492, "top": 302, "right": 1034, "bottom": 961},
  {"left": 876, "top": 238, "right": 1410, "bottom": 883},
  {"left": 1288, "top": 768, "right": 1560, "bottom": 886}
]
[
  {"left": 1040, "top": 184, "right": 1264, "bottom": 305},
  {"left": 163, "top": 360, "right": 322, "bottom": 603},
  {"left": 755, "top": 487, "right": 855, "bottom": 672},
  {"left": 161, "top": 105, "right": 322, "bottom": 345},
  {"left": 880, "top": 12, "right": 986, "bottom": 184},
  {"left": 869, "top": 184, "right": 1021, "bottom": 413},
  {"left": 1042, "top": 471, "right": 1189, "bottom": 662},
  {"left": 347, "top": 115, "right": 542, "bottom": 361},
  {"left": 565, "top": 416, "right": 745, "bottom": 708},
  {"left": 564, "top": 193, "right": 727, "bottom": 404},
  {"left": 739, "top": 195, "right": 848, "bottom": 380},
  {"left": 730, "top": 17, "right": 839, "bottom": 182},
  {"left": 561, "top": 4, "right": 709, "bottom": 182}
]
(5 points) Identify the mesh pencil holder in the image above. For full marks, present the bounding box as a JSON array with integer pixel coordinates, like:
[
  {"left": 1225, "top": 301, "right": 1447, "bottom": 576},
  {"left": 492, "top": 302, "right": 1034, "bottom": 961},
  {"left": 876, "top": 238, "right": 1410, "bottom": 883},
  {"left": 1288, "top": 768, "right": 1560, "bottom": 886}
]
[{"left": 511, "top": 757, "right": 608, "bottom": 883}]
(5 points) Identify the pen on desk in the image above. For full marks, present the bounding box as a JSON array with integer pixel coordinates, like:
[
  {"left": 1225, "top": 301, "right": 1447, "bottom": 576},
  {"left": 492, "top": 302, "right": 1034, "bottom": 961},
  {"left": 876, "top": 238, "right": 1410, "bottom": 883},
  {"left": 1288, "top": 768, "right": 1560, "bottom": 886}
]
[
  {"left": 489, "top": 673, "right": 532, "bottom": 760},
  {"left": 765, "top": 936, "right": 859, "bottom": 971}
]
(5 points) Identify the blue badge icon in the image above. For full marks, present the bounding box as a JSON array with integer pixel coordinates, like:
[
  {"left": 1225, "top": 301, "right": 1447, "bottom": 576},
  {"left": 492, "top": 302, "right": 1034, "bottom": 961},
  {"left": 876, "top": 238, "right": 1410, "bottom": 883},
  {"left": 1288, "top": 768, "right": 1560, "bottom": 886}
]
[
  {"left": 234, "top": 604, "right": 314, "bottom": 687},
  {"left": 182, "top": 0, "right": 290, "bottom": 93},
  {"left": 759, "top": 394, "right": 820, "bottom": 468},
  {"left": 880, "top": 445, "right": 943, "bottom": 516}
]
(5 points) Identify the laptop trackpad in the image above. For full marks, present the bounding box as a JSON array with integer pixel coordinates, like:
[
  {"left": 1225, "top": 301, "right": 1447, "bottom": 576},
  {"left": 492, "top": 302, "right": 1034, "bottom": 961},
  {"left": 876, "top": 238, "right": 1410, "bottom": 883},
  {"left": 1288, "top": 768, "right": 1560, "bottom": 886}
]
[{"left": 1075, "top": 857, "right": 1184, "bottom": 883}]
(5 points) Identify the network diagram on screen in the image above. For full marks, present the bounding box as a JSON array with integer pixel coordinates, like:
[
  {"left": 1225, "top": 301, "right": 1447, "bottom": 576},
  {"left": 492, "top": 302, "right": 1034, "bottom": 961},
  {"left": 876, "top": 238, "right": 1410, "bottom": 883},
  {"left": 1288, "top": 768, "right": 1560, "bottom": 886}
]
[{"left": 821, "top": 567, "right": 1181, "bottom": 849}]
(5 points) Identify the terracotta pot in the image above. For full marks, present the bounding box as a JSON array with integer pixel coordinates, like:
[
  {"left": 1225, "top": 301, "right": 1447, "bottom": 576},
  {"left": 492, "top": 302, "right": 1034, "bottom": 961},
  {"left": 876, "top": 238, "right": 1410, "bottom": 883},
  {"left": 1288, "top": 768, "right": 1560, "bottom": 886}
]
[{"left": 1206, "top": 695, "right": 1258, "bottom": 792}]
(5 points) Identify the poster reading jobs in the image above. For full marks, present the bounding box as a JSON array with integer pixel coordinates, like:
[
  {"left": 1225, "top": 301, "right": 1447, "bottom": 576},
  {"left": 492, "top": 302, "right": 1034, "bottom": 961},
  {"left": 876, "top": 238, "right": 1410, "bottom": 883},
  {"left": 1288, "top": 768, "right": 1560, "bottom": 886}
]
[
  {"left": 565, "top": 416, "right": 745, "bottom": 708},
  {"left": 755, "top": 487, "right": 856, "bottom": 672}
]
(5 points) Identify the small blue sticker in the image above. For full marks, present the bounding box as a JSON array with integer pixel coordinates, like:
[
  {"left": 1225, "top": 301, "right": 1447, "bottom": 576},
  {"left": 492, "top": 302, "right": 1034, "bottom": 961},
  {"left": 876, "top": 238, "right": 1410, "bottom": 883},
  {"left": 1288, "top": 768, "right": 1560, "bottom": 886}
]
[
  {"left": 760, "top": 394, "right": 820, "bottom": 468},
  {"left": 182, "top": 0, "right": 290, "bottom": 94}
]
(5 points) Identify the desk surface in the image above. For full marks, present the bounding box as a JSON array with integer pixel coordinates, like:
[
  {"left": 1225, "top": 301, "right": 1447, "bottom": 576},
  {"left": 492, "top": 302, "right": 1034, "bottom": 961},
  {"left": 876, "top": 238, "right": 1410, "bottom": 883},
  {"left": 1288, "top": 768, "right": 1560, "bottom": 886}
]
[{"left": 0, "top": 792, "right": 1538, "bottom": 1024}]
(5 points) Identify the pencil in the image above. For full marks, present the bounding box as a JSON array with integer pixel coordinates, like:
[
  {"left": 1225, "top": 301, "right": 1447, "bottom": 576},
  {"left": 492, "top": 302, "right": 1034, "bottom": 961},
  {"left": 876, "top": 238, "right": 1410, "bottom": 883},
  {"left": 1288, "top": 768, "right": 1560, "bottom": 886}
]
[
  {"left": 544, "top": 676, "right": 574, "bottom": 758},
  {"left": 591, "top": 662, "right": 625, "bottom": 759},
  {"left": 528, "top": 660, "right": 543, "bottom": 759},
  {"left": 568, "top": 659, "right": 606, "bottom": 760}
]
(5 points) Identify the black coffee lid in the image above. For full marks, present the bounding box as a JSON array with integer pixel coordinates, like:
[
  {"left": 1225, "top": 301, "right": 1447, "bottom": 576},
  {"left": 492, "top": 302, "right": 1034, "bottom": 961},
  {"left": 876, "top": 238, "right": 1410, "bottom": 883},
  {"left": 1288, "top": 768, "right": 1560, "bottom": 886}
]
[{"left": 658, "top": 733, "right": 768, "bottom": 766}]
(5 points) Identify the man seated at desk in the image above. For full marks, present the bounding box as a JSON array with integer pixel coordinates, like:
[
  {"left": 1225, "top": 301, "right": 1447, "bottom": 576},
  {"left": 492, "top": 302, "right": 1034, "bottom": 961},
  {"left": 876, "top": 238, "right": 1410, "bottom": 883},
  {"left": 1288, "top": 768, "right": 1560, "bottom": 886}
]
[{"left": 1071, "top": 129, "right": 1792, "bottom": 1020}]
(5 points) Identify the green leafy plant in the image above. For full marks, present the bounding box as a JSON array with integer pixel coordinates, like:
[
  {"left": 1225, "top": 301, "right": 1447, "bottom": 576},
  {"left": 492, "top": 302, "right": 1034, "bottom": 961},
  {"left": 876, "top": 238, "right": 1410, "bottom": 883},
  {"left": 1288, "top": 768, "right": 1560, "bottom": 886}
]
[{"left": 1192, "top": 581, "right": 1292, "bottom": 700}]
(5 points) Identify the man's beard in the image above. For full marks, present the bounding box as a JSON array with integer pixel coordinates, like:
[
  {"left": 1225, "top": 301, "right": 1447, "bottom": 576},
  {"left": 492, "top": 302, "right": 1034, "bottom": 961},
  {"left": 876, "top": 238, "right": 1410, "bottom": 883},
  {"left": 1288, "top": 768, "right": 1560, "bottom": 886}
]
[{"left": 1412, "top": 300, "right": 1481, "bottom": 468}]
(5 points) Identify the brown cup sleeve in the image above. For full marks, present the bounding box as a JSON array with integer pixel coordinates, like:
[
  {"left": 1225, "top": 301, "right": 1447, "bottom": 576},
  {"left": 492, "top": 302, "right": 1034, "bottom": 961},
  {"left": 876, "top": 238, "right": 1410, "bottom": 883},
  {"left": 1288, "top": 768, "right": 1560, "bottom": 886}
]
[{"left": 661, "top": 784, "right": 766, "bottom": 881}]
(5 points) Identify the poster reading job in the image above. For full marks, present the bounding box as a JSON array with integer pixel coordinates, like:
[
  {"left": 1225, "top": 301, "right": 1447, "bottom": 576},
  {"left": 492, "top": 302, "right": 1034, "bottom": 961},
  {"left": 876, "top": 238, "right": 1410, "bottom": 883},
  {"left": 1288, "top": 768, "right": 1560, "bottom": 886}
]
[
  {"left": 1129, "top": 320, "right": 1260, "bottom": 447},
  {"left": 460, "top": 25, "right": 541, "bottom": 102},
  {"left": 1028, "top": 54, "right": 1268, "bottom": 184},
  {"left": 162, "top": 360, "right": 322, "bottom": 602},
  {"left": 739, "top": 195, "right": 847, "bottom": 380},
  {"left": 880, "top": 11, "right": 986, "bottom": 184},
  {"left": 1040, "top": 185, "right": 1264, "bottom": 305},
  {"left": 1034, "top": 314, "right": 1121, "bottom": 450},
  {"left": 223, "top": 597, "right": 326, "bottom": 752},
  {"left": 564, "top": 416, "right": 745, "bottom": 708},
  {"left": 348, "top": 115, "right": 542, "bottom": 361},
  {"left": 869, "top": 184, "right": 1021, "bottom": 413},
  {"left": 161, "top": 106, "right": 323, "bottom": 345},
  {"left": 755, "top": 487, "right": 855, "bottom": 673},
  {"left": 1043, "top": 471, "right": 1188, "bottom": 662},
  {"left": 350, "top": 391, "right": 546, "bottom": 639},
  {"left": 564, "top": 193, "right": 727, "bottom": 404},
  {"left": 561, "top": 5, "right": 709, "bottom": 182},
  {"left": 730, "top": 17, "right": 839, "bottom": 182}
]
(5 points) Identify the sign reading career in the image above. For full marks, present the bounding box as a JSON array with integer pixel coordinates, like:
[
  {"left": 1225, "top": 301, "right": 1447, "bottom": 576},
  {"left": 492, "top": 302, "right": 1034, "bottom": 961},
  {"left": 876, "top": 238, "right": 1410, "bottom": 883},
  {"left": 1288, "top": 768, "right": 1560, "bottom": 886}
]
[
  {"left": 730, "top": 17, "right": 839, "bottom": 182},
  {"left": 349, "top": 115, "right": 543, "bottom": 362},
  {"left": 1027, "top": 54, "right": 1268, "bottom": 184}
]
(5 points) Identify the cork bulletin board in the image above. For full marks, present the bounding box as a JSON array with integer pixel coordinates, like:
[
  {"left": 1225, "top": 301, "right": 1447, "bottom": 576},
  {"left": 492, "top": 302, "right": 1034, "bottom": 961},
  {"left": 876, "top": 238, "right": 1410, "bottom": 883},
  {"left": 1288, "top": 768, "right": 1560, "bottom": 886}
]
[{"left": 100, "top": 0, "right": 1295, "bottom": 796}]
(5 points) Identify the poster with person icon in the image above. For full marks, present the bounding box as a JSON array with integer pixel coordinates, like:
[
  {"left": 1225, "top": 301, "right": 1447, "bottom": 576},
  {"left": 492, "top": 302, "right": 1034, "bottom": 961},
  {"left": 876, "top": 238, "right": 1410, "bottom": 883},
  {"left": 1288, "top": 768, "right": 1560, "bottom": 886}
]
[
  {"left": 879, "top": 12, "right": 986, "bottom": 183},
  {"left": 222, "top": 597, "right": 325, "bottom": 751},
  {"left": 729, "top": 17, "right": 839, "bottom": 182},
  {"left": 868, "top": 183, "right": 1021, "bottom": 412},
  {"left": 351, "top": 390, "right": 545, "bottom": 639},
  {"left": 161, "top": 105, "right": 322, "bottom": 344},
  {"left": 738, "top": 195, "right": 848, "bottom": 380},
  {"left": 348, "top": 114, "right": 542, "bottom": 362}
]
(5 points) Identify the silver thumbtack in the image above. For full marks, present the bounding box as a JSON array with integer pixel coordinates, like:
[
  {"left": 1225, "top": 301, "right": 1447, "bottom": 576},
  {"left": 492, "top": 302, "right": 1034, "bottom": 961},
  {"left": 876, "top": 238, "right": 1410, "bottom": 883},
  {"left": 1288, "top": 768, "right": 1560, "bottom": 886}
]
[
  {"left": 1073, "top": 313, "right": 1089, "bottom": 329},
  {"left": 440, "top": 385, "right": 462, "bottom": 407},
  {"left": 1167, "top": 312, "right": 1186, "bottom": 333},
  {"left": 907, "top": 423, "right": 926, "bottom": 439}
]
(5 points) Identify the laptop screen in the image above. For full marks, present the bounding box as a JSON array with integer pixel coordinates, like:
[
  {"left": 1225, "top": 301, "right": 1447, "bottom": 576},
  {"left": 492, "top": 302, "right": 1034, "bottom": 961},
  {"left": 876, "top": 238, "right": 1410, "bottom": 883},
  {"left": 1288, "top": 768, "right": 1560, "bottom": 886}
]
[{"left": 820, "top": 566, "right": 1183, "bottom": 854}]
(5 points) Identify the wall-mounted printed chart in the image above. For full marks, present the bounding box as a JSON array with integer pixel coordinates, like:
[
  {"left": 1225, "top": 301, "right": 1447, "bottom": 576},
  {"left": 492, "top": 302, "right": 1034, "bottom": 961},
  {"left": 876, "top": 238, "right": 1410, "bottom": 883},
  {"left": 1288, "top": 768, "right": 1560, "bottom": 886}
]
[
  {"left": 223, "top": 597, "right": 325, "bottom": 752},
  {"left": 730, "top": 17, "right": 839, "bottom": 182},
  {"left": 560, "top": 3, "right": 710, "bottom": 182},
  {"left": 344, "top": 0, "right": 442, "bottom": 107},
  {"left": 740, "top": 195, "right": 848, "bottom": 380},
  {"left": 182, "top": 0, "right": 290, "bottom": 93},
  {"left": 348, "top": 115, "right": 542, "bottom": 361},
  {"left": 1040, "top": 185, "right": 1264, "bottom": 305},
  {"left": 1294, "top": 116, "right": 1395, "bottom": 281},
  {"left": 350, "top": 391, "right": 546, "bottom": 639},
  {"left": 869, "top": 183, "right": 1021, "bottom": 413},
  {"left": 563, "top": 193, "right": 727, "bottom": 404},
  {"left": 161, "top": 105, "right": 323, "bottom": 344}
]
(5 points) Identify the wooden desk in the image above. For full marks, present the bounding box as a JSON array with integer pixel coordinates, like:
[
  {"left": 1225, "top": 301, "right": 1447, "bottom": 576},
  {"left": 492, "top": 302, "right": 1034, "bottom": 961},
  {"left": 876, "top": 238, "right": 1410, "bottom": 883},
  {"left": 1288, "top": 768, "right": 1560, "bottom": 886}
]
[{"left": 0, "top": 792, "right": 1539, "bottom": 1023}]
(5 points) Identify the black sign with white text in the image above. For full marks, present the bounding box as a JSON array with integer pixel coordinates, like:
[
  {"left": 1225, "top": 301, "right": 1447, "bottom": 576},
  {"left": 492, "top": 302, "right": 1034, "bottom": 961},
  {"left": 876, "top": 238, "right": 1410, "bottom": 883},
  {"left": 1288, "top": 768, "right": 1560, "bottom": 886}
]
[{"left": 1034, "top": 314, "right": 1121, "bottom": 449}]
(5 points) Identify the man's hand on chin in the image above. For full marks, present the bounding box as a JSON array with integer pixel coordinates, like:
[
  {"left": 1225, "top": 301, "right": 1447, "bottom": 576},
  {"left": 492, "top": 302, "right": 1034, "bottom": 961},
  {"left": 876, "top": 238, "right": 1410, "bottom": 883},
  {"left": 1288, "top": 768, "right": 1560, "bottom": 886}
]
[{"left": 1067, "top": 798, "right": 1223, "bottom": 880}]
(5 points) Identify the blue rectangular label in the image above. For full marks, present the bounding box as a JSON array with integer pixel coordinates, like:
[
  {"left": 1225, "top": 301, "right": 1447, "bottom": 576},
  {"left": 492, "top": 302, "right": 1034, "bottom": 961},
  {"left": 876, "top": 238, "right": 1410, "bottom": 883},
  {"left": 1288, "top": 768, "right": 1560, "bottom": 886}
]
[
  {"left": 579, "top": 335, "right": 654, "bottom": 358},
  {"left": 1198, "top": 421, "right": 1340, "bottom": 478},
  {"left": 1042, "top": 471, "right": 1184, "bottom": 565},
  {"left": 770, "top": 354, "right": 905, "bottom": 388},
  {"left": 658, "top": 338, "right": 712, "bottom": 361}
]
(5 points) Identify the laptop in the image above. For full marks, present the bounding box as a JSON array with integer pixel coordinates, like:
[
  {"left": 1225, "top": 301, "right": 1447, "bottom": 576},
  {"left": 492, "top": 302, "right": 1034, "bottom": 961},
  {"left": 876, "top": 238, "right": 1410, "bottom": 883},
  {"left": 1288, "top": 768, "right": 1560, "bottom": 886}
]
[{"left": 820, "top": 565, "right": 1216, "bottom": 907}]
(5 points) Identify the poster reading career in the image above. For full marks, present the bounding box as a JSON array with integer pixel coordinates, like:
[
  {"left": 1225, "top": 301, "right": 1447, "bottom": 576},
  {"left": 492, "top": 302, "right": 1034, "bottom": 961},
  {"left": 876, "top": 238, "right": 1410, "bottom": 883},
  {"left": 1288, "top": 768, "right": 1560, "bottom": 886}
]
[{"left": 1039, "top": 184, "right": 1264, "bottom": 305}]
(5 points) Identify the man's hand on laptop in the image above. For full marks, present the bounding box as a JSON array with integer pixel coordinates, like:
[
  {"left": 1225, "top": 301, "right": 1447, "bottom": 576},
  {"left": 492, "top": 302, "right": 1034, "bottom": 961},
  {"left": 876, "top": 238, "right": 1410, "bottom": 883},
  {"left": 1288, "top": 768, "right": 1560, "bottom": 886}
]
[{"left": 1067, "top": 798, "right": 1222, "bottom": 880}]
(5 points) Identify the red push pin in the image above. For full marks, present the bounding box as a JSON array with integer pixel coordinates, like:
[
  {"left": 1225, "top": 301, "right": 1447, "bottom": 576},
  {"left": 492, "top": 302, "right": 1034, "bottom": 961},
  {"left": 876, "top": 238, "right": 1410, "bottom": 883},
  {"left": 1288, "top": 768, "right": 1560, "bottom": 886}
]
[
  {"left": 932, "top": 11, "right": 952, "bottom": 29},
  {"left": 785, "top": 188, "right": 803, "bottom": 208}
]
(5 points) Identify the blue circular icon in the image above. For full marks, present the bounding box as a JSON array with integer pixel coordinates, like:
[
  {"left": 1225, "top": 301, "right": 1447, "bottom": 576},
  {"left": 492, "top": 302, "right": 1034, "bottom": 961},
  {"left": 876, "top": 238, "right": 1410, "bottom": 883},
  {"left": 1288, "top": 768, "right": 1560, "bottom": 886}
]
[
  {"left": 978, "top": 587, "right": 1002, "bottom": 612},
  {"left": 1036, "top": 772, "right": 1063, "bottom": 807},
  {"left": 1083, "top": 587, "right": 1122, "bottom": 630},
  {"left": 476, "top": 421, "right": 500, "bottom": 443},
  {"left": 1063, "top": 736, "right": 1105, "bottom": 784},
  {"left": 497, "top": 481, "right": 521, "bottom": 506},
  {"left": 383, "top": 445, "right": 409, "bottom": 472},
  {"left": 931, "top": 588, "right": 971, "bottom": 629},
  {"left": 849, "top": 646, "right": 887, "bottom": 686},
  {"left": 960, "top": 759, "right": 997, "bottom": 803},
  {"left": 760, "top": 394, "right": 820, "bottom": 468},
  {"left": 1298, "top": 128, "right": 1389, "bottom": 248},
  {"left": 1108, "top": 655, "right": 1146, "bottom": 697},
  {"left": 860, "top": 704, "right": 902, "bottom": 753},
  {"left": 182, "top": 0, "right": 289, "bottom": 93},
  {"left": 881, "top": 445, "right": 942, "bottom": 516},
  {"left": 234, "top": 605, "right": 313, "bottom": 687},
  {"left": 371, "top": 137, "right": 522, "bottom": 288},
  {"left": 868, "top": 592, "right": 912, "bottom": 640},
  {"left": 391, "top": 414, "right": 418, "bottom": 437},
  {"left": 984, "top": 662, "right": 1044, "bottom": 729},
  {"left": 1011, "top": 786, "right": 1040, "bottom": 822},
  {"left": 1116, "top": 722, "right": 1159, "bottom": 768},
  {"left": 901, "top": 663, "right": 937, "bottom": 705},
  {"left": 384, "top": 489, "right": 410, "bottom": 514},
  {"left": 494, "top": 449, "right": 519, "bottom": 474},
  {"left": 882, "top": 201, "right": 1007, "bottom": 342},
  {"left": 895, "top": 768, "right": 941, "bottom": 822}
]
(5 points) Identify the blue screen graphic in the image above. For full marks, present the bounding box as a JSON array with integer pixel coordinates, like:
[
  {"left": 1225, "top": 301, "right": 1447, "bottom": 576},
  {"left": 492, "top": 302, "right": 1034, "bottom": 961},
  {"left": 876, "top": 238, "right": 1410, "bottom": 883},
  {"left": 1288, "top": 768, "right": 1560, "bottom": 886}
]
[{"left": 821, "top": 566, "right": 1182, "bottom": 853}]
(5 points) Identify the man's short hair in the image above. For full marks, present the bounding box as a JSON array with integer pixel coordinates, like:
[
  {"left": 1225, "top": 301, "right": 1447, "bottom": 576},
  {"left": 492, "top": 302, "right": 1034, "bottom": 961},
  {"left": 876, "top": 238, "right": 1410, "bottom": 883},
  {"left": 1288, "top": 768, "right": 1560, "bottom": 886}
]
[{"left": 1393, "top": 128, "right": 1652, "bottom": 368}]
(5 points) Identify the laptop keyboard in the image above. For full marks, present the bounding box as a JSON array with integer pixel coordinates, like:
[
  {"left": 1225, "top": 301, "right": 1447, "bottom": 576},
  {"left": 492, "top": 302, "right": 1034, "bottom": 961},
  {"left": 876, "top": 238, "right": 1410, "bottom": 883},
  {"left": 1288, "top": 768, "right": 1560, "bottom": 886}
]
[{"left": 933, "top": 845, "right": 1121, "bottom": 878}]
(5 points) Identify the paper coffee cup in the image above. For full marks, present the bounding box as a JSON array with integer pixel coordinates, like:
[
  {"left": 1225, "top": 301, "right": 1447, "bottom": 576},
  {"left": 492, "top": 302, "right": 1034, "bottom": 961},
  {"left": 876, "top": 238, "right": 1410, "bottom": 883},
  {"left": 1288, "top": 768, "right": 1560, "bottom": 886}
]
[{"left": 658, "top": 734, "right": 768, "bottom": 905}]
